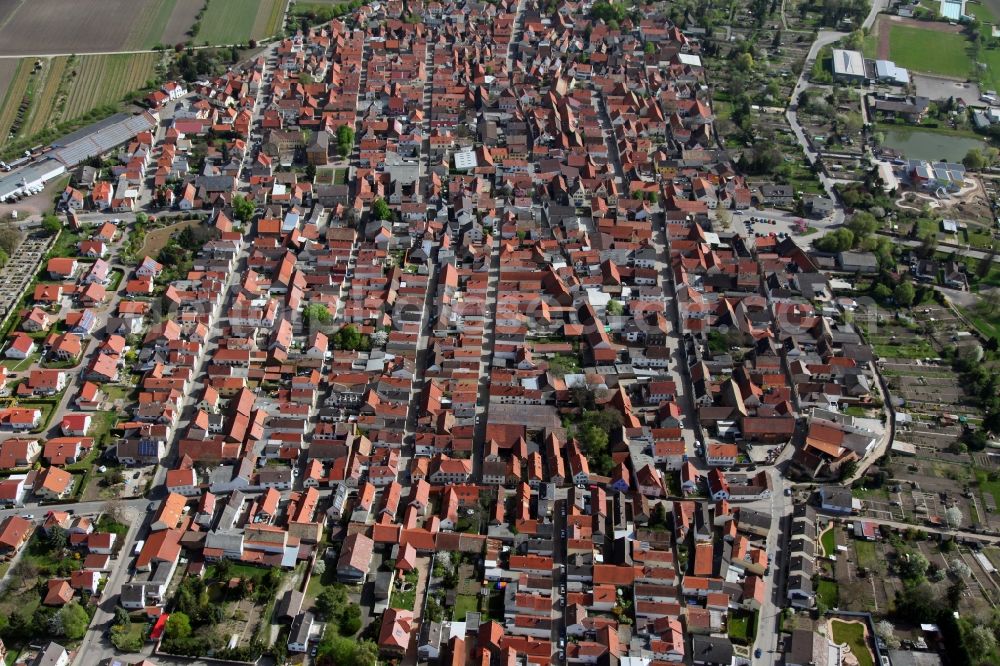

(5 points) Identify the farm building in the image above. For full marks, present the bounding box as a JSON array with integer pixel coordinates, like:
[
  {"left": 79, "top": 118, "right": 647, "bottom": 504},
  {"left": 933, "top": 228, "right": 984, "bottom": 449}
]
[{"left": 50, "top": 112, "right": 159, "bottom": 168}]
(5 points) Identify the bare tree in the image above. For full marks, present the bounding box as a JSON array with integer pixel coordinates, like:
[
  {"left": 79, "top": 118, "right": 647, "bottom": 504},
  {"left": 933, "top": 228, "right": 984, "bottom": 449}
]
[{"left": 102, "top": 498, "right": 127, "bottom": 525}]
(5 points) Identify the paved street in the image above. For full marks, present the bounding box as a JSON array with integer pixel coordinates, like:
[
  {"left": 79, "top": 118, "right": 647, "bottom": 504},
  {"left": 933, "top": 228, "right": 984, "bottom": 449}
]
[{"left": 66, "top": 41, "right": 281, "bottom": 666}]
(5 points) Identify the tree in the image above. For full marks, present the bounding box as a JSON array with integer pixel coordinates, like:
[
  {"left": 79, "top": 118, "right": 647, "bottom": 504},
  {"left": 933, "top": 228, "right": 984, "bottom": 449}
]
[
  {"left": 895, "top": 582, "right": 938, "bottom": 622},
  {"left": 113, "top": 605, "right": 132, "bottom": 628},
  {"left": 839, "top": 459, "right": 858, "bottom": 480},
  {"left": 965, "top": 625, "right": 997, "bottom": 654},
  {"left": 354, "top": 640, "right": 378, "bottom": 666},
  {"left": 875, "top": 620, "right": 900, "bottom": 649},
  {"left": 339, "top": 603, "right": 362, "bottom": 635},
  {"left": 0, "top": 226, "right": 21, "bottom": 255},
  {"left": 315, "top": 585, "right": 348, "bottom": 621},
  {"left": 336, "top": 124, "right": 355, "bottom": 158},
  {"left": 716, "top": 207, "right": 732, "bottom": 230},
  {"left": 41, "top": 215, "right": 61, "bottom": 236},
  {"left": 945, "top": 506, "right": 963, "bottom": 529},
  {"left": 370, "top": 329, "right": 388, "bottom": 347},
  {"left": 949, "top": 558, "right": 972, "bottom": 578},
  {"left": 607, "top": 300, "right": 624, "bottom": 316},
  {"left": 334, "top": 324, "right": 363, "bottom": 351},
  {"left": 372, "top": 198, "right": 391, "bottom": 221},
  {"left": 947, "top": 577, "right": 967, "bottom": 609},
  {"left": 900, "top": 551, "right": 929, "bottom": 581},
  {"left": 165, "top": 612, "right": 192, "bottom": 640},
  {"left": 814, "top": 228, "right": 854, "bottom": 253},
  {"left": 894, "top": 281, "right": 916, "bottom": 307},
  {"left": 846, "top": 211, "right": 878, "bottom": 240},
  {"left": 231, "top": 195, "right": 255, "bottom": 223},
  {"left": 47, "top": 526, "right": 68, "bottom": 551},
  {"left": 102, "top": 498, "right": 127, "bottom": 525},
  {"left": 964, "top": 148, "right": 986, "bottom": 170},
  {"left": 304, "top": 302, "right": 333, "bottom": 325},
  {"left": 735, "top": 52, "right": 755, "bottom": 71},
  {"left": 872, "top": 283, "right": 893, "bottom": 302},
  {"left": 60, "top": 602, "right": 89, "bottom": 640},
  {"left": 319, "top": 635, "right": 357, "bottom": 665},
  {"left": 313, "top": 559, "right": 326, "bottom": 576}
]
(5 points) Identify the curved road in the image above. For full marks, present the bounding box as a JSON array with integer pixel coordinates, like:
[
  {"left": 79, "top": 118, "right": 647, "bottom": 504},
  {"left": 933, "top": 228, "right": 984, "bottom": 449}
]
[{"left": 784, "top": 0, "right": 890, "bottom": 229}]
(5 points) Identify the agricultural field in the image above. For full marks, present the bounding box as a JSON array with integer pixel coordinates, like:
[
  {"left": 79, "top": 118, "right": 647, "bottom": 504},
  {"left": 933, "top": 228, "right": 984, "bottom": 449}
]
[
  {"left": 0, "top": 0, "right": 176, "bottom": 55},
  {"left": 0, "top": 53, "right": 160, "bottom": 149},
  {"left": 888, "top": 24, "right": 972, "bottom": 78},
  {"left": 197, "top": 0, "right": 287, "bottom": 44},
  {"left": 61, "top": 53, "right": 160, "bottom": 119},
  {"left": 123, "top": 0, "right": 207, "bottom": 49},
  {"left": 0, "top": 59, "right": 30, "bottom": 143}
]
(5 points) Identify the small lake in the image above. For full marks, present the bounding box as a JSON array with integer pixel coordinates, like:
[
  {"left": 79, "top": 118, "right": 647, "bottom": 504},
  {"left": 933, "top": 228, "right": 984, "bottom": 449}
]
[{"left": 881, "top": 127, "right": 986, "bottom": 163}]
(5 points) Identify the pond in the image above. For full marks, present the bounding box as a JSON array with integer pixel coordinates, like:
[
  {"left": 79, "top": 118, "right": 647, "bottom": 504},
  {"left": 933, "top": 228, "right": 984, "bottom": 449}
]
[{"left": 881, "top": 127, "right": 986, "bottom": 163}]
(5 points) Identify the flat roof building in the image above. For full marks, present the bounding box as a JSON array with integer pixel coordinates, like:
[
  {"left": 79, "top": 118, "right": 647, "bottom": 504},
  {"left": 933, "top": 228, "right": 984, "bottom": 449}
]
[
  {"left": 832, "top": 49, "right": 866, "bottom": 82},
  {"left": 875, "top": 59, "right": 910, "bottom": 85}
]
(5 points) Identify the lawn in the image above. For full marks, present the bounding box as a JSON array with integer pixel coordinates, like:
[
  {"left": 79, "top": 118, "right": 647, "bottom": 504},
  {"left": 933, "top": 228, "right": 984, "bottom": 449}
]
[
  {"left": 968, "top": 1, "right": 997, "bottom": 23},
  {"left": 831, "top": 620, "right": 874, "bottom": 666},
  {"left": 1, "top": 353, "right": 39, "bottom": 372},
  {"left": 453, "top": 593, "right": 479, "bottom": 621},
  {"left": 817, "top": 578, "right": 839, "bottom": 609},
  {"left": 727, "top": 610, "right": 757, "bottom": 644},
  {"left": 392, "top": 569, "right": 418, "bottom": 611},
  {"left": 854, "top": 540, "right": 879, "bottom": 571},
  {"left": 888, "top": 25, "right": 971, "bottom": 78},
  {"left": 820, "top": 527, "right": 837, "bottom": 557}
]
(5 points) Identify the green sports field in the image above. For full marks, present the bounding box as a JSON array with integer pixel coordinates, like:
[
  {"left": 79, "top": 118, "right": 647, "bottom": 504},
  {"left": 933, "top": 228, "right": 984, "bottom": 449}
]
[{"left": 888, "top": 25, "right": 972, "bottom": 79}]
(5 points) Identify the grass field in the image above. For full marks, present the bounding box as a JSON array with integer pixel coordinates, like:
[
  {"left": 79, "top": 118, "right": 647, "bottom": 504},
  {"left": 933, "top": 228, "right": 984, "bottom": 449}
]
[
  {"left": 889, "top": 25, "right": 972, "bottom": 78},
  {"left": 62, "top": 53, "right": 160, "bottom": 120},
  {"left": 831, "top": 620, "right": 874, "bottom": 666},
  {"left": 198, "top": 0, "right": 286, "bottom": 44}
]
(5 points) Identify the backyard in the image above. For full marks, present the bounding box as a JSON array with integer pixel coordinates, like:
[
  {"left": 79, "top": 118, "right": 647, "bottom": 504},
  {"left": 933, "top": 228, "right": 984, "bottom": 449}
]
[
  {"left": 830, "top": 619, "right": 875, "bottom": 666},
  {"left": 820, "top": 526, "right": 836, "bottom": 557},
  {"left": 817, "top": 578, "right": 840, "bottom": 610},
  {"left": 452, "top": 593, "right": 478, "bottom": 621},
  {"left": 727, "top": 609, "right": 757, "bottom": 644}
]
